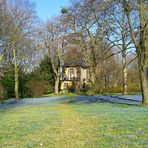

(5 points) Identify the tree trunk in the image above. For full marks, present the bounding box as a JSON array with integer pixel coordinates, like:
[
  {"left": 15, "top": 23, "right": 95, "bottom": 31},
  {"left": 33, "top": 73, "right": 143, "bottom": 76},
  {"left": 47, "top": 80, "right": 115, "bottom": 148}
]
[
  {"left": 122, "top": 50, "right": 128, "bottom": 95},
  {"left": 88, "top": 66, "right": 95, "bottom": 95},
  {"left": 104, "top": 74, "right": 107, "bottom": 92},
  {"left": 139, "top": 66, "right": 148, "bottom": 105},
  {"left": 13, "top": 48, "right": 19, "bottom": 99},
  {"left": 121, "top": 9, "right": 128, "bottom": 95},
  {"left": 86, "top": 32, "right": 97, "bottom": 95},
  {"left": 139, "top": 0, "right": 148, "bottom": 105},
  {"left": 54, "top": 76, "right": 59, "bottom": 95},
  {"left": 123, "top": 0, "right": 148, "bottom": 105}
]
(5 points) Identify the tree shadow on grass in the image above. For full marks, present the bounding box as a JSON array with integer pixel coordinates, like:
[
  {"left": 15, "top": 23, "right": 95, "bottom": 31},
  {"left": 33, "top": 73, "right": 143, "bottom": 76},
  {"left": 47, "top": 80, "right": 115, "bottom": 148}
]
[
  {"left": 66, "top": 95, "right": 142, "bottom": 106},
  {"left": 0, "top": 95, "right": 142, "bottom": 109},
  {"left": 0, "top": 96, "right": 67, "bottom": 109}
]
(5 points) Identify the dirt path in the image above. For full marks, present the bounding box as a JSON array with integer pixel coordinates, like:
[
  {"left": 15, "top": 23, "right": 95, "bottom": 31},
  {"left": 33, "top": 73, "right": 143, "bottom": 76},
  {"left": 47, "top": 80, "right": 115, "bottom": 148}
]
[{"left": 54, "top": 104, "right": 97, "bottom": 148}]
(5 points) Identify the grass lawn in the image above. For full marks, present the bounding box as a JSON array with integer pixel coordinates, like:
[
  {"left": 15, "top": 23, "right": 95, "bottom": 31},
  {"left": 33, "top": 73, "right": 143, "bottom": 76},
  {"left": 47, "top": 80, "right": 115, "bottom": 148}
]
[
  {"left": 0, "top": 96, "right": 148, "bottom": 147},
  {"left": 42, "top": 92, "right": 79, "bottom": 97}
]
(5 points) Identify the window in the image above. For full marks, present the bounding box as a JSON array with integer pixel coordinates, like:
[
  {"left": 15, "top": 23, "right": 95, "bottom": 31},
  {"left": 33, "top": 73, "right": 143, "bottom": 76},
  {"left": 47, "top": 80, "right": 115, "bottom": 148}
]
[
  {"left": 64, "top": 83, "right": 68, "bottom": 89},
  {"left": 70, "top": 68, "right": 74, "bottom": 79},
  {"left": 70, "top": 68, "right": 74, "bottom": 74}
]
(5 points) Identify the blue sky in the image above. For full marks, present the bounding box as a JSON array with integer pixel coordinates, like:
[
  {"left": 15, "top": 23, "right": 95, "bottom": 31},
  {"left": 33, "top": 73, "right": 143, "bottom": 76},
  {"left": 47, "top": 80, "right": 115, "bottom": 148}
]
[{"left": 35, "top": 0, "right": 70, "bottom": 21}]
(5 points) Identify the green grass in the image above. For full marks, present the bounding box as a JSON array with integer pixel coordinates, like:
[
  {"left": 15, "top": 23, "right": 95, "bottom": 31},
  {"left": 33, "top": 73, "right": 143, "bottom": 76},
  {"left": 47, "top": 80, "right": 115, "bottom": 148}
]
[
  {"left": 0, "top": 97, "right": 148, "bottom": 147},
  {"left": 101, "top": 92, "right": 141, "bottom": 96},
  {"left": 42, "top": 92, "right": 79, "bottom": 97}
]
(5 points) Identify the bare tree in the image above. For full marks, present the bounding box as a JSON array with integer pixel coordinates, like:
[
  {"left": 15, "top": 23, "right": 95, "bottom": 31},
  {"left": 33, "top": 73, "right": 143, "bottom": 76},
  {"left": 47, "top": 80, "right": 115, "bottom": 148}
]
[
  {"left": 0, "top": 0, "right": 10, "bottom": 64},
  {"left": 42, "top": 21, "right": 63, "bottom": 95},
  {"left": 104, "top": 2, "right": 134, "bottom": 95},
  {"left": 2, "top": 0, "right": 37, "bottom": 98},
  {"left": 122, "top": 0, "right": 148, "bottom": 105}
]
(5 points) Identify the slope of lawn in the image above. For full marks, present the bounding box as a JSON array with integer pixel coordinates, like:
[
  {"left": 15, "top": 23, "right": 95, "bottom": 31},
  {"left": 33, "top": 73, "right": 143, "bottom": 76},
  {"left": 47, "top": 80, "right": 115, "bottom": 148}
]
[{"left": 0, "top": 95, "right": 148, "bottom": 147}]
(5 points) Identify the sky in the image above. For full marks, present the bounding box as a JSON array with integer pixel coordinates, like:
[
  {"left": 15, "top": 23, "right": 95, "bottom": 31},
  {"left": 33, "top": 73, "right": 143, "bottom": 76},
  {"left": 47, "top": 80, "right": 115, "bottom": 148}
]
[{"left": 35, "top": 0, "right": 70, "bottom": 21}]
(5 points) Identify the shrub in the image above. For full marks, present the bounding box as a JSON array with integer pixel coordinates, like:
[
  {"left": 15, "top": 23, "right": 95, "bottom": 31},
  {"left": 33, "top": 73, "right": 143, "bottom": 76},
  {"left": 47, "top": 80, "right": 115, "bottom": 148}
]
[
  {"left": 94, "top": 83, "right": 104, "bottom": 94},
  {"left": 107, "top": 86, "right": 123, "bottom": 93},
  {"left": 25, "top": 80, "right": 50, "bottom": 97},
  {"left": 0, "top": 84, "right": 6, "bottom": 100},
  {"left": 1, "top": 68, "right": 15, "bottom": 98},
  {"left": 128, "top": 83, "right": 141, "bottom": 93}
]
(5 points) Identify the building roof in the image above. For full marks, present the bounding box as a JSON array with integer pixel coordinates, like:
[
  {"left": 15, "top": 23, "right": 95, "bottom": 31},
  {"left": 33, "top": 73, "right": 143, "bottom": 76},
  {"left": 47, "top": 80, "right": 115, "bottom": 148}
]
[{"left": 62, "top": 60, "right": 88, "bottom": 68}]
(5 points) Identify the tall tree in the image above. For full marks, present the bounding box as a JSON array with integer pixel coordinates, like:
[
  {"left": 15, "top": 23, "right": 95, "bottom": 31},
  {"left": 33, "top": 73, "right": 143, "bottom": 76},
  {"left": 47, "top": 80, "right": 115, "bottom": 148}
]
[
  {"left": 122, "top": 0, "right": 148, "bottom": 105},
  {"left": 0, "top": 0, "right": 10, "bottom": 64},
  {"left": 42, "top": 21, "right": 63, "bottom": 95},
  {"left": 105, "top": 2, "right": 133, "bottom": 95},
  {"left": 4, "top": 0, "right": 37, "bottom": 98}
]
